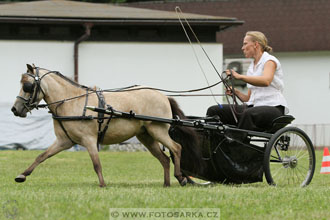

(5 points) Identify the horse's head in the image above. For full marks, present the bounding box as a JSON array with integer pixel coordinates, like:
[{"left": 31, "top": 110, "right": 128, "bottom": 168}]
[{"left": 11, "top": 64, "right": 45, "bottom": 117}]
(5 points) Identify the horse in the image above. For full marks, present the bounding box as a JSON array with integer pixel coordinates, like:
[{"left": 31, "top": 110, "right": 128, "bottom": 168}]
[{"left": 11, "top": 64, "right": 202, "bottom": 187}]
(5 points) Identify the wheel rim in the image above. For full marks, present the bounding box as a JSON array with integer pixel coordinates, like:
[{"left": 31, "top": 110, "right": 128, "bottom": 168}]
[
  {"left": 187, "top": 176, "right": 212, "bottom": 186},
  {"left": 268, "top": 130, "right": 314, "bottom": 187}
]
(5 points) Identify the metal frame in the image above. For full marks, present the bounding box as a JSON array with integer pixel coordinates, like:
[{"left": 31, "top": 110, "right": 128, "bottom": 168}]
[{"left": 86, "top": 106, "right": 273, "bottom": 139}]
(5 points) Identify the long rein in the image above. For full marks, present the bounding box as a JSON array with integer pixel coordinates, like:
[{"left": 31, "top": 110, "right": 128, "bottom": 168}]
[
  {"left": 35, "top": 72, "right": 228, "bottom": 111},
  {"left": 26, "top": 69, "right": 229, "bottom": 150}
]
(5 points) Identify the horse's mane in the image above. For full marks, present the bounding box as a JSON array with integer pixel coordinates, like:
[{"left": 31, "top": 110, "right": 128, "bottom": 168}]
[{"left": 38, "top": 67, "right": 93, "bottom": 91}]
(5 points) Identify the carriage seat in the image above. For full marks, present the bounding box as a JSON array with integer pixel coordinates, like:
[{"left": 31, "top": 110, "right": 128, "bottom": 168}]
[{"left": 266, "top": 115, "right": 295, "bottom": 133}]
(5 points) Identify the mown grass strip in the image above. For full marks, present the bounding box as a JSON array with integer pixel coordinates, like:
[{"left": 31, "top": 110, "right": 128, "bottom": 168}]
[{"left": 0, "top": 150, "right": 329, "bottom": 220}]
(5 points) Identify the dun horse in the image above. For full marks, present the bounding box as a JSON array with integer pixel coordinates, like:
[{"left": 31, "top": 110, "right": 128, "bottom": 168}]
[{"left": 11, "top": 64, "right": 200, "bottom": 187}]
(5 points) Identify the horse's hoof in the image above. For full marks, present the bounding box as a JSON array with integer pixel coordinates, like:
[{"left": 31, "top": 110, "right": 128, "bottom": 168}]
[
  {"left": 180, "top": 177, "right": 187, "bottom": 186},
  {"left": 15, "top": 174, "right": 26, "bottom": 183},
  {"left": 99, "top": 183, "right": 106, "bottom": 188}
]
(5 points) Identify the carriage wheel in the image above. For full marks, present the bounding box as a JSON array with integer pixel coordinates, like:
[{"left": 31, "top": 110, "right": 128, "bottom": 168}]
[
  {"left": 185, "top": 176, "right": 212, "bottom": 186},
  {"left": 263, "top": 127, "right": 315, "bottom": 187}
]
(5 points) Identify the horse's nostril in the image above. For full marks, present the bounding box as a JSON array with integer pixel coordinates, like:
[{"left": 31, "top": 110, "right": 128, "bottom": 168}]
[{"left": 11, "top": 106, "right": 17, "bottom": 114}]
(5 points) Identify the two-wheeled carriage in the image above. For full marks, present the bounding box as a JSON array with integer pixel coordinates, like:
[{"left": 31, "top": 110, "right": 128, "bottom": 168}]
[
  {"left": 88, "top": 106, "right": 316, "bottom": 187},
  {"left": 173, "top": 115, "right": 315, "bottom": 187}
]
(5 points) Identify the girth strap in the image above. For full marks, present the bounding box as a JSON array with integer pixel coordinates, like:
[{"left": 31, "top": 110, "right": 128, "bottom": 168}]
[
  {"left": 50, "top": 106, "right": 77, "bottom": 146},
  {"left": 95, "top": 90, "right": 113, "bottom": 151},
  {"left": 98, "top": 105, "right": 113, "bottom": 148}
]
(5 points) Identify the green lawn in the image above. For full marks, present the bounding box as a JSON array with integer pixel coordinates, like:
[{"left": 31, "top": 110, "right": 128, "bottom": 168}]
[{"left": 0, "top": 150, "right": 329, "bottom": 220}]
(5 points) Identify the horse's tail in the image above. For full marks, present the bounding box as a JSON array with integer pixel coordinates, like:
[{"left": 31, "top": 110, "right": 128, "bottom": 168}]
[{"left": 168, "top": 97, "right": 205, "bottom": 176}]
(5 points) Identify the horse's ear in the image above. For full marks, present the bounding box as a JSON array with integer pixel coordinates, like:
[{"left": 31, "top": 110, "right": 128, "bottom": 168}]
[{"left": 26, "top": 64, "right": 34, "bottom": 74}]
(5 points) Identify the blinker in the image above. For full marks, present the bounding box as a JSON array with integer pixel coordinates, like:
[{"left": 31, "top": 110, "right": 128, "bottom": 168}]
[{"left": 23, "top": 82, "right": 35, "bottom": 93}]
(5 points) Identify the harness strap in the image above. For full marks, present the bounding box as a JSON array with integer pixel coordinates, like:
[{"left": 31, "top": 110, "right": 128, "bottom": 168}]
[
  {"left": 22, "top": 67, "right": 117, "bottom": 150},
  {"left": 50, "top": 106, "right": 77, "bottom": 145},
  {"left": 96, "top": 90, "right": 107, "bottom": 151},
  {"left": 96, "top": 90, "right": 105, "bottom": 124},
  {"left": 50, "top": 89, "right": 114, "bottom": 151},
  {"left": 82, "top": 89, "right": 89, "bottom": 117},
  {"left": 52, "top": 115, "right": 94, "bottom": 121},
  {"left": 56, "top": 118, "right": 77, "bottom": 145},
  {"left": 98, "top": 105, "right": 114, "bottom": 146}
]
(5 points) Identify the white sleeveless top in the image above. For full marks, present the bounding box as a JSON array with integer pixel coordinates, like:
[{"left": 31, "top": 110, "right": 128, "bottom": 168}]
[{"left": 246, "top": 52, "right": 289, "bottom": 113}]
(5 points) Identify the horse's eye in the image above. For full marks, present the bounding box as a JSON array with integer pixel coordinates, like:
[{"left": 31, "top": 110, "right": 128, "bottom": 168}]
[{"left": 23, "top": 83, "right": 34, "bottom": 93}]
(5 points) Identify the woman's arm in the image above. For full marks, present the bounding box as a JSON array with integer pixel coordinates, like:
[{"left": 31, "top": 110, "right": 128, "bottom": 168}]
[
  {"left": 236, "top": 89, "right": 251, "bottom": 102},
  {"left": 228, "top": 60, "right": 277, "bottom": 87}
]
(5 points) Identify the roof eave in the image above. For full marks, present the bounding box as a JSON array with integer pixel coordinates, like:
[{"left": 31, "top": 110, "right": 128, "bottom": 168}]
[{"left": 0, "top": 16, "right": 244, "bottom": 27}]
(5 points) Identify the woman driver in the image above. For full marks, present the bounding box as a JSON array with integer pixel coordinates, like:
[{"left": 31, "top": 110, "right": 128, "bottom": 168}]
[{"left": 207, "top": 31, "right": 288, "bottom": 131}]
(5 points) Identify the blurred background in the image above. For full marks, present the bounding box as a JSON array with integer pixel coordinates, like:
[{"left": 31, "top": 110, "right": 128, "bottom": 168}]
[{"left": 1, "top": 0, "right": 329, "bottom": 150}]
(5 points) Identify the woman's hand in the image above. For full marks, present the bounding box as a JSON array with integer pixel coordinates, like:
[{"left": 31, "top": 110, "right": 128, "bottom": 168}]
[
  {"left": 226, "top": 69, "right": 242, "bottom": 80},
  {"left": 225, "top": 86, "right": 236, "bottom": 96},
  {"left": 226, "top": 61, "right": 276, "bottom": 87}
]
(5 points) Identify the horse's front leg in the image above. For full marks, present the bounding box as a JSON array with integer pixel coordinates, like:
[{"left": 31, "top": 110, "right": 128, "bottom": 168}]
[
  {"left": 15, "top": 139, "right": 73, "bottom": 183},
  {"left": 83, "top": 139, "right": 106, "bottom": 187}
]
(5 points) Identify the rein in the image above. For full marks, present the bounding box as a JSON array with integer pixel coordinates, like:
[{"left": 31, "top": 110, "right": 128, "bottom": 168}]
[
  {"left": 19, "top": 67, "right": 227, "bottom": 151},
  {"left": 19, "top": 67, "right": 231, "bottom": 116},
  {"left": 36, "top": 76, "right": 225, "bottom": 109}
]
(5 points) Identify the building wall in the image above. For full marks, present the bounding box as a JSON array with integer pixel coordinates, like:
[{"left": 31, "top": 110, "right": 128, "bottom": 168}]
[
  {"left": 0, "top": 40, "right": 223, "bottom": 149},
  {"left": 224, "top": 51, "right": 330, "bottom": 125},
  {"left": 125, "top": 0, "right": 330, "bottom": 54},
  {"left": 276, "top": 51, "right": 330, "bottom": 124},
  {"left": 1, "top": 40, "right": 330, "bottom": 148},
  {"left": 79, "top": 42, "right": 223, "bottom": 116},
  {"left": 1, "top": 40, "right": 74, "bottom": 104},
  {"left": 1, "top": 40, "right": 223, "bottom": 116},
  {"left": 277, "top": 51, "right": 330, "bottom": 147},
  {"left": 2, "top": 40, "right": 329, "bottom": 124}
]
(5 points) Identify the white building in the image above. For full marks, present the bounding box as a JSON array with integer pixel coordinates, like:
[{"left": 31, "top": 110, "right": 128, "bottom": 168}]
[{"left": 0, "top": 0, "right": 242, "bottom": 149}]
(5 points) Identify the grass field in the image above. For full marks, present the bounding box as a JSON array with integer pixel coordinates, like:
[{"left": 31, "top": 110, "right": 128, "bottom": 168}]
[{"left": 0, "top": 150, "right": 329, "bottom": 220}]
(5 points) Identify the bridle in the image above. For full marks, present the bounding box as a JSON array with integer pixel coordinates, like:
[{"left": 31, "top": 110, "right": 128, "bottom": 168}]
[{"left": 16, "top": 68, "right": 55, "bottom": 113}]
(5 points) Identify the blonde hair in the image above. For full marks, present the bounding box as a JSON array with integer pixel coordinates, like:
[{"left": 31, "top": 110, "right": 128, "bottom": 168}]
[{"left": 246, "top": 31, "right": 273, "bottom": 53}]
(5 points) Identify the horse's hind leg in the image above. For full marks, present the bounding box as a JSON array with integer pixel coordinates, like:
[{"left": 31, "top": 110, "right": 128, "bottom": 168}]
[
  {"left": 137, "top": 133, "right": 171, "bottom": 187},
  {"left": 15, "top": 139, "right": 72, "bottom": 183},
  {"left": 163, "top": 138, "right": 187, "bottom": 186},
  {"left": 145, "top": 124, "right": 187, "bottom": 186}
]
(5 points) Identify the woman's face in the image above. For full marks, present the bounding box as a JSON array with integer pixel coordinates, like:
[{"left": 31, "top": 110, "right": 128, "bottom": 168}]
[{"left": 241, "top": 35, "right": 256, "bottom": 58}]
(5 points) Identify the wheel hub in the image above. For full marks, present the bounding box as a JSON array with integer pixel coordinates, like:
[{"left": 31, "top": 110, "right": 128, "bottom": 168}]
[{"left": 282, "top": 156, "right": 298, "bottom": 168}]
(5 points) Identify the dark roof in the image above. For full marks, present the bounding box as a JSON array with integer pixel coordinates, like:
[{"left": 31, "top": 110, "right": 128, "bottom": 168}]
[
  {"left": 0, "top": 0, "right": 244, "bottom": 42},
  {"left": 0, "top": 0, "right": 242, "bottom": 27},
  {"left": 0, "top": 0, "right": 243, "bottom": 42},
  {"left": 125, "top": 0, "right": 330, "bottom": 54}
]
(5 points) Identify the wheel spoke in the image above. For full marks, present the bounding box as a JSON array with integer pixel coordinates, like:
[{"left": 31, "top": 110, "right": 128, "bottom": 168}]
[
  {"left": 270, "top": 164, "right": 284, "bottom": 178},
  {"left": 297, "top": 168, "right": 306, "bottom": 181},
  {"left": 296, "top": 164, "right": 309, "bottom": 173},
  {"left": 295, "top": 146, "right": 306, "bottom": 159},
  {"left": 296, "top": 151, "right": 308, "bottom": 160}
]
